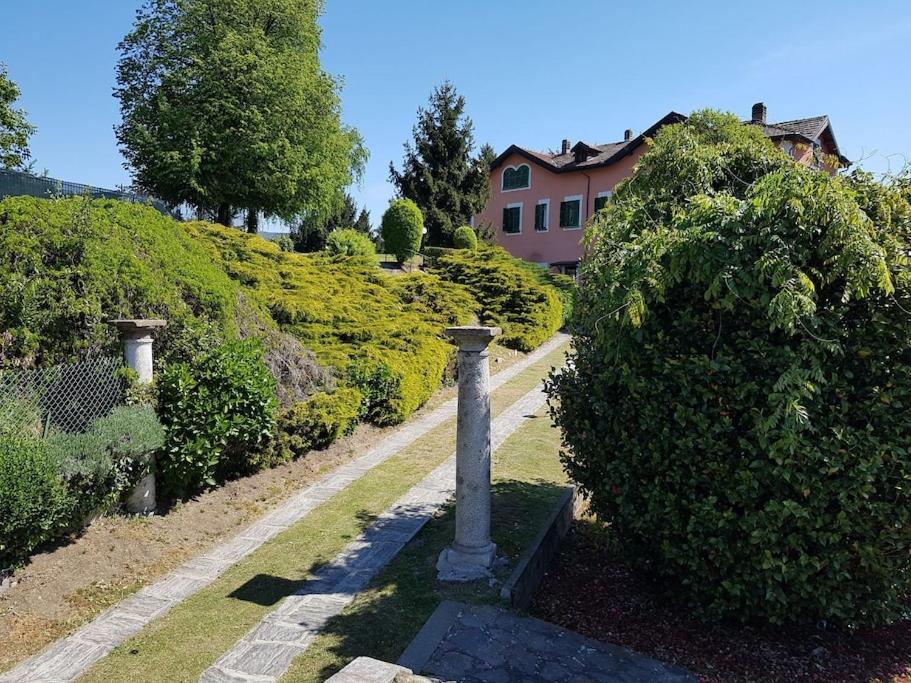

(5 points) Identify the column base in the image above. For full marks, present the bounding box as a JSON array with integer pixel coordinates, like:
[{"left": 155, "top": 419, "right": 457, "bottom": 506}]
[
  {"left": 125, "top": 472, "right": 156, "bottom": 515},
  {"left": 436, "top": 542, "right": 497, "bottom": 583}
]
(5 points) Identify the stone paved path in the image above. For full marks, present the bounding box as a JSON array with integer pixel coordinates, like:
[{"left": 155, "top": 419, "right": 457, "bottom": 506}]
[
  {"left": 199, "top": 384, "right": 549, "bottom": 682},
  {"left": 400, "top": 601, "right": 696, "bottom": 683},
  {"left": 0, "top": 336, "right": 567, "bottom": 683}
]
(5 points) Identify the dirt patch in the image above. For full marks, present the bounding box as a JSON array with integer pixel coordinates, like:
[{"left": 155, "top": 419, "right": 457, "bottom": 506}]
[
  {"left": 531, "top": 517, "right": 911, "bottom": 683},
  {"left": 0, "top": 342, "right": 529, "bottom": 672}
]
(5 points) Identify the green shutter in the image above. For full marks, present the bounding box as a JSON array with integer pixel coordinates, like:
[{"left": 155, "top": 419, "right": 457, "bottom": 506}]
[
  {"left": 503, "top": 206, "right": 521, "bottom": 234},
  {"left": 535, "top": 203, "right": 547, "bottom": 231}
]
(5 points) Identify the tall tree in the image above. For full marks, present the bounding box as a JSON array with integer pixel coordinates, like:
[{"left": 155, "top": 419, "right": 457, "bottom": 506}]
[
  {"left": 0, "top": 64, "right": 36, "bottom": 171},
  {"left": 389, "top": 81, "right": 492, "bottom": 247},
  {"left": 353, "top": 207, "right": 371, "bottom": 234},
  {"left": 115, "top": 0, "right": 366, "bottom": 230},
  {"left": 291, "top": 191, "right": 363, "bottom": 251}
]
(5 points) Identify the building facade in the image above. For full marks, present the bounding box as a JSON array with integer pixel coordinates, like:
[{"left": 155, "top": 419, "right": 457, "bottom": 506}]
[{"left": 474, "top": 104, "right": 847, "bottom": 275}]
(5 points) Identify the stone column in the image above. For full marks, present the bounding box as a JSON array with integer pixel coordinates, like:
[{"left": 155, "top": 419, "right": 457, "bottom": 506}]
[
  {"left": 437, "top": 326, "right": 501, "bottom": 582},
  {"left": 110, "top": 319, "right": 167, "bottom": 514}
]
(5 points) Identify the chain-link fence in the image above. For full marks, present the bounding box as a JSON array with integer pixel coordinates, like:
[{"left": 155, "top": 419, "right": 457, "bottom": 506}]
[
  {"left": 0, "top": 169, "right": 170, "bottom": 215},
  {"left": 0, "top": 356, "right": 126, "bottom": 436}
]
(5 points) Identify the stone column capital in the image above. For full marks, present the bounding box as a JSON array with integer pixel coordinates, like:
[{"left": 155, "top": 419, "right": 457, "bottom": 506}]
[
  {"left": 445, "top": 326, "right": 501, "bottom": 353},
  {"left": 109, "top": 318, "right": 167, "bottom": 341}
]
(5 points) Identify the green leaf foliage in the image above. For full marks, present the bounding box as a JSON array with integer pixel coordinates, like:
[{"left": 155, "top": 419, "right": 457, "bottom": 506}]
[
  {"left": 433, "top": 247, "right": 573, "bottom": 351},
  {"left": 115, "top": 0, "right": 366, "bottom": 224},
  {"left": 380, "top": 199, "right": 424, "bottom": 264},
  {"left": 156, "top": 340, "right": 277, "bottom": 496},
  {"left": 46, "top": 405, "right": 164, "bottom": 517},
  {"left": 452, "top": 226, "right": 478, "bottom": 250},
  {"left": 548, "top": 110, "right": 911, "bottom": 626},
  {"left": 275, "top": 387, "right": 363, "bottom": 460},
  {"left": 0, "top": 436, "right": 71, "bottom": 568},
  {"left": 0, "top": 196, "right": 475, "bottom": 426},
  {"left": 0, "top": 63, "right": 36, "bottom": 171},
  {"left": 325, "top": 228, "right": 376, "bottom": 258}
]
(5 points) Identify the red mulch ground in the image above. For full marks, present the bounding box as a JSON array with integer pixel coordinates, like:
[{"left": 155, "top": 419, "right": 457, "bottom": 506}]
[{"left": 531, "top": 519, "right": 911, "bottom": 683}]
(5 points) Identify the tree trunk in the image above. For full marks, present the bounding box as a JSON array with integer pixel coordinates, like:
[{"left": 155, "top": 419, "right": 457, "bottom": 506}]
[
  {"left": 245, "top": 209, "right": 259, "bottom": 233},
  {"left": 216, "top": 203, "right": 232, "bottom": 227}
]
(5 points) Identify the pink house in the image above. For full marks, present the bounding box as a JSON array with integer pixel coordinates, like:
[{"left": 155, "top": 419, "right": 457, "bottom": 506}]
[{"left": 474, "top": 103, "right": 848, "bottom": 276}]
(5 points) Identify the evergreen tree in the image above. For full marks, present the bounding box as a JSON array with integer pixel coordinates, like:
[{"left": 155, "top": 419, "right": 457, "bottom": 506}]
[
  {"left": 0, "top": 64, "right": 35, "bottom": 171},
  {"left": 291, "top": 192, "right": 363, "bottom": 251},
  {"left": 389, "top": 81, "right": 491, "bottom": 247},
  {"left": 353, "top": 208, "right": 371, "bottom": 234},
  {"left": 115, "top": 0, "right": 366, "bottom": 230}
]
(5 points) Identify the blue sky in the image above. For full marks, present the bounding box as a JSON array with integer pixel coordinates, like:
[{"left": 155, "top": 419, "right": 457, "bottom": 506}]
[{"left": 3, "top": 0, "right": 910, "bottom": 230}]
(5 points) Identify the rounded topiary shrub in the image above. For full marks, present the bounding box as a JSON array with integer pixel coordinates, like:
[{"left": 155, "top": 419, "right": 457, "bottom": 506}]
[
  {"left": 452, "top": 226, "right": 478, "bottom": 250},
  {"left": 325, "top": 228, "right": 376, "bottom": 258},
  {"left": 548, "top": 111, "right": 911, "bottom": 626},
  {"left": 380, "top": 199, "right": 423, "bottom": 264}
]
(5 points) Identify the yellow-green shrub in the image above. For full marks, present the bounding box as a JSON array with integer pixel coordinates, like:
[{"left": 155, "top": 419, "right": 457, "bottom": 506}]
[
  {"left": 276, "top": 387, "right": 363, "bottom": 459},
  {"left": 433, "top": 246, "right": 567, "bottom": 351}
]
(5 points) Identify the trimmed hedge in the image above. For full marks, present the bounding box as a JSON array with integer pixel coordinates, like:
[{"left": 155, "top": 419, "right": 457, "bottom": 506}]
[
  {"left": 0, "top": 436, "right": 71, "bottom": 568},
  {"left": 433, "top": 246, "right": 569, "bottom": 351},
  {"left": 381, "top": 199, "right": 423, "bottom": 263},
  {"left": 452, "top": 226, "right": 478, "bottom": 250}
]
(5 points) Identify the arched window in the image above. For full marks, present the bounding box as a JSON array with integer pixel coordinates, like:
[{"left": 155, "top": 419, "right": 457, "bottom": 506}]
[{"left": 502, "top": 164, "right": 531, "bottom": 191}]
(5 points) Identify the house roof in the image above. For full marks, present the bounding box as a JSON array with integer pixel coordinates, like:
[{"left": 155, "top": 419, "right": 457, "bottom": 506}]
[
  {"left": 491, "top": 111, "right": 848, "bottom": 173},
  {"left": 749, "top": 114, "right": 849, "bottom": 164},
  {"left": 490, "top": 112, "right": 686, "bottom": 173}
]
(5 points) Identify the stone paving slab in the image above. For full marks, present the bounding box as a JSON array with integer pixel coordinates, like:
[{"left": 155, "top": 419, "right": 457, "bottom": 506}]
[
  {"left": 400, "top": 601, "right": 696, "bottom": 683},
  {"left": 199, "top": 383, "right": 550, "bottom": 682},
  {"left": 0, "top": 336, "right": 566, "bottom": 683}
]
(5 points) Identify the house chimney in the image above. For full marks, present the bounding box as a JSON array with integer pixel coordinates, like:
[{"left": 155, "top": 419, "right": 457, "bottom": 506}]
[
  {"left": 561, "top": 139, "right": 571, "bottom": 155},
  {"left": 751, "top": 102, "right": 767, "bottom": 124},
  {"left": 623, "top": 129, "right": 633, "bottom": 141}
]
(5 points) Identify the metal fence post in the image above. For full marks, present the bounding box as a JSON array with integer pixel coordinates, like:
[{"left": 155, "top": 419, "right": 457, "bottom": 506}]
[{"left": 110, "top": 319, "right": 167, "bottom": 514}]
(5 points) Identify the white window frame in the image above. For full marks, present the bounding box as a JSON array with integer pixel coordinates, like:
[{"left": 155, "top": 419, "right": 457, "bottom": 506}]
[
  {"left": 560, "top": 194, "right": 584, "bottom": 230},
  {"left": 534, "top": 198, "right": 550, "bottom": 232},
  {"left": 503, "top": 202, "right": 523, "bottom": 235},
  {"left": 501, "top": 164, "right": 531, "bottom": 192}
]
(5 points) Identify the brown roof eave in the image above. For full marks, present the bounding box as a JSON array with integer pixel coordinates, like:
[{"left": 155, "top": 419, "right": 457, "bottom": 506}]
[{"left": 490, "top": 111, "right": 687, "bottom": 174}]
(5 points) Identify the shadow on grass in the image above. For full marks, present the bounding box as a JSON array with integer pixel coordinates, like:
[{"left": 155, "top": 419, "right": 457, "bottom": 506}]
[
  {"left": 288, "top": 477, "right": 567, "bottom": 682},
  {"left": 228, "top": 574, "right": 302, "bottom": 606}
]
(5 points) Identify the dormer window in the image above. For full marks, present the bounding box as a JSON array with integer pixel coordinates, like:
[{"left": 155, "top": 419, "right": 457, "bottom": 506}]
[{"left": 502, "top": 164, "right": 530, "bottom": 192}]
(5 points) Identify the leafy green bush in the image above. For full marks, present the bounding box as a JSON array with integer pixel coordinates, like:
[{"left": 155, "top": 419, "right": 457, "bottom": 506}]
[
  {"left": 275, "top": 235, "right": 295, "bottom": 252},
  {"left": 157, "top": 340, "right": 277, "bottom": 496},
  {"left": 46, "top": 405, "right": 164, "bottom": 517},
  {"left": 380, "top": 199, "right": 423, "bottom": 263},
  {"left": 325, "top": 228, "right": 376, "bottom": 258},
  {"left": 433, "top": 246, "right": 565, "bottom": 351},
  {"left": 0, "top": 436, "right": 71, "bottom": 567},
  {"left": 548, "top": 111, "right": 911, "bottom": 626},
  {"left": 0, "top": 196, "right": 239, "bottom": 367},
  {"left": 276, "top": 387, "right": 363, "bottom": 459},
  {"left": 0, "top": 198, "right": 480, "bottom": 427},
  {"left": 452, "top": 226, "right": 477, "bottom": 250}
]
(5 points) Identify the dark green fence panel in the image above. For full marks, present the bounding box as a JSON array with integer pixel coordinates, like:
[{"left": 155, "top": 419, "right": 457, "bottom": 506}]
[{"left": 0, "top": 169, "right": 169, "bottom": 215}]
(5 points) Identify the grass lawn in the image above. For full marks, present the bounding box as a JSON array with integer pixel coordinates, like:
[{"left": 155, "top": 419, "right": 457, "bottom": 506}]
[
  {"left": 282, "top": 404, "right": 568, "bottom": 682},
  {"left": 78, "top": 343, "right": 567, "bottom": 683}
]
